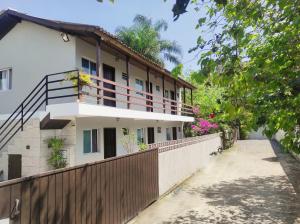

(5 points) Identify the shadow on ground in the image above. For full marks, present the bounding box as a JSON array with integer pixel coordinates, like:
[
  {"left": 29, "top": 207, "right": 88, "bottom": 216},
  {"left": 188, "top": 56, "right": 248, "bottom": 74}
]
[{"left": 163, "top": 141, "right": 300, "bottom": 224}]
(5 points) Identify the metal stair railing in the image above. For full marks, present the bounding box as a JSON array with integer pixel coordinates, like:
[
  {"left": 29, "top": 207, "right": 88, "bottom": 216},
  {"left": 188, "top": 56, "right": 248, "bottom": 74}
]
[{"left": 0, "top": 70, "right": 79, "bottom": 151}]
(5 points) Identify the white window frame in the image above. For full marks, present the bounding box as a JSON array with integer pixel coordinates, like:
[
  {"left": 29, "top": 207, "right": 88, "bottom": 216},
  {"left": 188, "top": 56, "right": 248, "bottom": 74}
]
[
  {"left": 135, "top": 79, "right": 144, "bottom": 96},
  {"left": 83, "top": 129, "right": 100, "bottom": 154},
  {"left": 0, "top": 68, "right": 12, "bottom": 92}
]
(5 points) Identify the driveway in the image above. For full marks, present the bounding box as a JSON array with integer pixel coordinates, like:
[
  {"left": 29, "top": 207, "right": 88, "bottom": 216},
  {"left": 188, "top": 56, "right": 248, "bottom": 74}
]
[{"left": 132, "top": 140, "right": 300, "bottom": 224}]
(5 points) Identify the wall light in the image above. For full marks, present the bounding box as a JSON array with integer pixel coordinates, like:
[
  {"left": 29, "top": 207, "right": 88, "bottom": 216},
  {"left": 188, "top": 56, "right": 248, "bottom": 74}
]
[{"left": 61, "top": 33, "right": 70, "bottom": 42}]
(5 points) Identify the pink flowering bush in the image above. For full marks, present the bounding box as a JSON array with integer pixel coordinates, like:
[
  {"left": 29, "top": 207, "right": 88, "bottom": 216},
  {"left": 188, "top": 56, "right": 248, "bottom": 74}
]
[
  {"left": 191, "top": 118, "right": 219, "bottom": 135},
  {"left": 192, "top": 106, "right": 200, "bottom": 115}
]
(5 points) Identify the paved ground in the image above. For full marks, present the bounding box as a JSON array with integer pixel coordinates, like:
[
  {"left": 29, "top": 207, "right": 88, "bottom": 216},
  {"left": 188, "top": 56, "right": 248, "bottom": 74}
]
[{"left": 132, "top": 140, "right": 300, "bottom": 224}]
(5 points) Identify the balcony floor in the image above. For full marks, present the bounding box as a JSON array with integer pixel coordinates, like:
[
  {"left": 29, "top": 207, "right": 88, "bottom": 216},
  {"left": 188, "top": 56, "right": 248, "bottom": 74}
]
[{"left": 46, "top": 102, "right": 195, "bottom": 122}]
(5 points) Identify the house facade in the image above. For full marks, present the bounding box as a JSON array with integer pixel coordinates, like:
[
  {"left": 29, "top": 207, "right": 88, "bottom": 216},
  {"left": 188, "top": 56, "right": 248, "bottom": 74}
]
[{"left": 0, "top": 10, "right": 195, "bottom": 181}]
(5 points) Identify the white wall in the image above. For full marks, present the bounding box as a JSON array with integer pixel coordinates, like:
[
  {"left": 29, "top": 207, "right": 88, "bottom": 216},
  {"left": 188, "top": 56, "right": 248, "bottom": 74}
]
[
  {"left": 248, "top": 127, "right": 268, "bottom": 140},
  {"left": 74, "top": 117, "right": 183, "bottom": 165},
  {"left": 0, "top": 21, "right": 76, "bottom": 114},
  {"left": 158, "top": 133, "right": 222, "bottom": 195}
]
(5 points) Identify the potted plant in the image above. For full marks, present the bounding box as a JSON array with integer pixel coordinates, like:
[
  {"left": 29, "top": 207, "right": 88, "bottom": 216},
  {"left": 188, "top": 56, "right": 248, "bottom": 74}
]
[{"left": 65, "top": 71, "right": 92, "bottom": 101}]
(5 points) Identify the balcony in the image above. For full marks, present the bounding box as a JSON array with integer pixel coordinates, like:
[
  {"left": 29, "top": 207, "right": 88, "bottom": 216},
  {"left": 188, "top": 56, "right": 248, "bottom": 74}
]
[{"left": 45, "top": 71, "right": 195, "bottom": 122}]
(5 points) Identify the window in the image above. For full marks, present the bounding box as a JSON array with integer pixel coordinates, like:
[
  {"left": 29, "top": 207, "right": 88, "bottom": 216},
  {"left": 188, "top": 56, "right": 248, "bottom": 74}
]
[
  {"left": 164, "top": 90, "right": 169, "bottom": 98},
  {"left": 166, "top": 128, "right": 172, "bottom": 141},
  {"left": 122, "top": 73, "right": 128, "bottom": 81},
  {"left": 81, "top": 58, "right": 96, "bottom": 75},
  {"left": 157, "top": 127, "right": 162, "bottom": 133},
  {"left": 156, "top": 85, "right": 160, "bottom": 92},
  {"left": 0, "top": 68, "right": 12, "bottom": 91},
  {"left": 137, "top": 128, "right": 145, "bottom": 144},
  {"left": 135, "top": 79, "right": 144, "bottom": 96},
  {"left": 83, "top": 129, "right": 99, "bottom": 153}
]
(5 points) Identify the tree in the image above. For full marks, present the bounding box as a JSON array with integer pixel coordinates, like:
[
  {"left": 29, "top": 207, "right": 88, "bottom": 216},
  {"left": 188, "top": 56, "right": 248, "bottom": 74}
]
[
  {"left": 186, "top": 0, "right": 300, "bottom": 152},
  {"left": 116, "top": 14, "right": 182, "bottom": 66}
]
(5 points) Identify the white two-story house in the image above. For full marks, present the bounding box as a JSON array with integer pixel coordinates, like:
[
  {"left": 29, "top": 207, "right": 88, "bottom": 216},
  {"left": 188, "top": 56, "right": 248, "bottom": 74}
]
[{"left": 0, "top": 9, "right": 195, "bottom": 181}]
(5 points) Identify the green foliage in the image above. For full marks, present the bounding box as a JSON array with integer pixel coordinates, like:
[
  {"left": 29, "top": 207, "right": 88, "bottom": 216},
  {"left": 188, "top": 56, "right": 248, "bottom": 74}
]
[
  {"left": 65, "top": 71, "right": 92, "bottom": 90},
  {"left": 187, "top": 0, "right": 300, "bottom": 152},
  {"left": 171, "top": 63, "right": 183, "bottom": 79},
  {"left": 115, "top": 14, "right": 182, "bottom": 66},
  {"left": 120, "top": 130, "right": 136, "bottom": 153},
  {"left": 138, "top": 143, "right": 148, "bottom": 151},
  {"left": 46, "top": 137, "right": 67, "bottom": 169}
]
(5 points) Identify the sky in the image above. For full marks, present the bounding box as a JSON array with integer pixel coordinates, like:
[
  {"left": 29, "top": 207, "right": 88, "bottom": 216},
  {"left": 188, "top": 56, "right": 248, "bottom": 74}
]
[{"left": 0, "top": 0, "right": 206, "bottom": 72}]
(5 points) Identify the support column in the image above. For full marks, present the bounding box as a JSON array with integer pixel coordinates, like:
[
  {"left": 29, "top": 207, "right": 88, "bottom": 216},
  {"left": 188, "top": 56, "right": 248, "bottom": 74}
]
[
  {"left": 174, "top": 80, "right": 177, "bottom": 114},
  {"left": 96, "top": 38, "right": 102, "bottom": 104},
  {"left": 183, "top": 87, "right": 186, "bottom": 116},
  {"left": 146, "top": 67, "right": 152, "bottom": 112},
  {"left": 126, "top": 56, "right": 130, "bottom": 109},
  {"left": 191, "top": 88, "right": 193, "bottom": 106},
  {"left": 162, "top": 75, "right": 165, "bottom": 113}
]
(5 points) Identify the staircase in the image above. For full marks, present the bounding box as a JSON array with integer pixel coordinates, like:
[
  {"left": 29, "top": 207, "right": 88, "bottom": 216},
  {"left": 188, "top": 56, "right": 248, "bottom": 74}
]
[{"left": 0, "top": 70, "right": 79, "bottom": 151}]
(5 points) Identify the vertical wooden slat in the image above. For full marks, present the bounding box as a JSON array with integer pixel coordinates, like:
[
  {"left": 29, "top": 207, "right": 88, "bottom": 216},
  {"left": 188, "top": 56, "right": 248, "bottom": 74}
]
[
  {"left": 21, "top": 180, "right": 31, "bottom": 224},
  {"left": 62, "top": 171, "right": 70, "bottom": 224},
  {"left": 91, "top": 165, "right": 97, "bottom": 224},
  {"left": 108, "top": 161, "right": 113, "bottom": 224},
  {"left": 39, "top": 177, "right": 48, "bottom": 224},
  {"left": 10, "top": 183, "right": 21, "bottom": 224},
  {"left": 98, "top": 163, "right": 105, "bottom": 224},
  {"left": 86, "top": 165, "right": 92, "bottom": 224},
  {"left": 30, "top": 178, "right": 40, "bottom": 224},
  {"left": 69, "top": 170, "right": 76, "bottom": 224},
  {"left": 75, "top": 169, "right": 82, "bottom": 224},
  {"left": 48, "top": 175, "right": 56, "bottom": 224},
  {"left": 81, "top": 167, "right": 87, "bottom": 224},
  {"left": 55, "top": 173, "right": 63, "bottom": 224},
  {"left": 0, "top": 186, "right": 11, "bottom": 220}
]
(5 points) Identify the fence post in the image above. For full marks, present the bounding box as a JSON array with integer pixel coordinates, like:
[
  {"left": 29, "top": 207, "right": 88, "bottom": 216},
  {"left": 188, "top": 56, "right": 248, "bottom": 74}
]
[{"left": 45, "top": 76, "right": 48, "bottom": 106}]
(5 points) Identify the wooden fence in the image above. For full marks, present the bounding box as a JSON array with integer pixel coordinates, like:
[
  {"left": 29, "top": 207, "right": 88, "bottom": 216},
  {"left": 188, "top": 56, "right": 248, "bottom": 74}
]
[{"left": 0, "top": 148, "right": 158, "bottom": 224}]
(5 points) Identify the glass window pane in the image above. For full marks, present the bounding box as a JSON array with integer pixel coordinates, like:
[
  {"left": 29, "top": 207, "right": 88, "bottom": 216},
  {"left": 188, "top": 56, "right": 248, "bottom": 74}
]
[
  {"left": 166, "top": 128, "right": 171, "bottom": 140},
  {"left": 135, "top": 79, "right": 144, "bottom": 96},
  {"left": 83, "top": 130, "right": 91, "bottom": 153},
  {"left": 82, "top": 58, "right": 90, "bottom": 74},
  {"left": 92, "top": 129, "right": 98, "bottom": 152},
  {"left": 90, "top": 62, "right": 97, "bottom": 75},
  {"left": 0, "top": 70, "right": 10, "bottom": 91},
  {"left": 137, "top": 128, "right": 144, "bottom": 144}
]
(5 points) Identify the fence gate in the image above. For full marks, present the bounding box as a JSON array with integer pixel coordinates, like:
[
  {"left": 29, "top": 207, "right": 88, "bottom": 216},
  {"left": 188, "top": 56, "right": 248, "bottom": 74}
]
[{"left": 0, "top": 148, "right": 158, "bottom": 224}]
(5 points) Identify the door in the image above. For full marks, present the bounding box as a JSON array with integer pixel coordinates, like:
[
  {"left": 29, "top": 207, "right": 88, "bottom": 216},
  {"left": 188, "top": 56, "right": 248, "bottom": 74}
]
[
  {"left": 8, "top": 154, "right": 22, "bottom": 180},
  {"left": 147, "top": 127, "right": 155, "bottom": 144},
  {"left": 172, "top": 127, "right": 177, "bottom": 140},
  {"left": 104, "top": 128, "right": 117, "bottom": 159},
  {"left": 103, "top": 64, "right": 116, "bottom": 107},
  {"left": 170, "top": 91, "right": 176, "bottom": 115},
  {"left": 146, "top": 82, "right": 153, "bottom": 112}
]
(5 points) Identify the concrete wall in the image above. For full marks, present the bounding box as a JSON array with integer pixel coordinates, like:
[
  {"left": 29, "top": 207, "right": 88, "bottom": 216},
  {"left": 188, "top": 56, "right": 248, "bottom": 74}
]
[
  {"left": 0, "top": 117, "right": 76, "bottom": 180},
  {"left": 158, "top": 133, "right": 222, "bottom": 195},
  {"left": 0, "top": 21, "right": 76, "bottom": 114}
]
